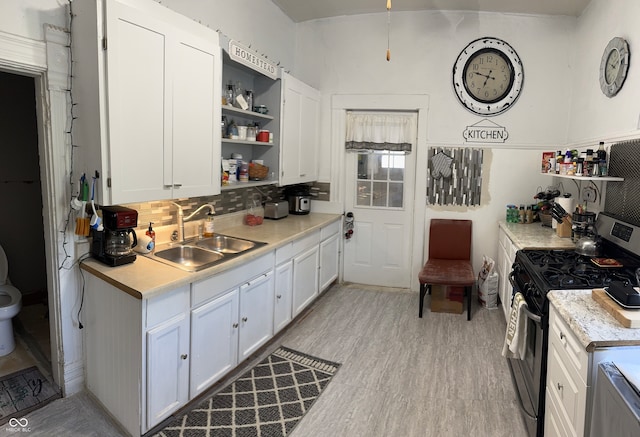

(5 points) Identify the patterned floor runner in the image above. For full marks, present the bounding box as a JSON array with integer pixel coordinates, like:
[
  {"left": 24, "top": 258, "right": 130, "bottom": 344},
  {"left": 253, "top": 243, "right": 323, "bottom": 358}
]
[{"left": 155, "top": 346, "right": 340, "bottom": 437}]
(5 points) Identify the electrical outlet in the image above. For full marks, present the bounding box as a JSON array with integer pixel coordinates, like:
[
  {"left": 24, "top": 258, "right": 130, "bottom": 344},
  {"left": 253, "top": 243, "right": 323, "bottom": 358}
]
[{"left": 582, "top": 186, "right": 597, "bottom": 202}]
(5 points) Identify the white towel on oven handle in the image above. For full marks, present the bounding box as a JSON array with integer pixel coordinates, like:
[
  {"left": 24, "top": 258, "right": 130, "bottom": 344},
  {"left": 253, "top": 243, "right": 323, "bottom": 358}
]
[{"left": 502, "top": 292, "right": 528, "bottom": 360}]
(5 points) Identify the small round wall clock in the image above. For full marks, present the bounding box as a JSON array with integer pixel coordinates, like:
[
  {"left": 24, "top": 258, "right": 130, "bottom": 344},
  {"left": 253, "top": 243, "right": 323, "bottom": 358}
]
[
  {"left": 599, "top": 37, "right": 630, "bottom": 98},
  {"left": 453, "top": 37, "right": 524, "bottom": 116}
]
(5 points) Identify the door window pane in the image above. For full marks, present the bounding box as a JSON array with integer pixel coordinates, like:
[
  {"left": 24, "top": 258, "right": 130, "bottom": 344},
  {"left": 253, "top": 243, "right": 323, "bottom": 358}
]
[{"left": 355, "top": 151, "right": 405, "bottom": 209}]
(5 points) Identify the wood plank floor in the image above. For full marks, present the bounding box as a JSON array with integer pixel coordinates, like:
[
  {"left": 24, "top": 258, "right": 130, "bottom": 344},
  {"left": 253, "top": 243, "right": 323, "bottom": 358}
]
[{"left": 20, "top": 283, "right": 527, "bottom": 436}]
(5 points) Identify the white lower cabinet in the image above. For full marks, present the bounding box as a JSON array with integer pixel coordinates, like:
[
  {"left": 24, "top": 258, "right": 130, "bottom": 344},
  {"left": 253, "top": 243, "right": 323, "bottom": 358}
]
[
  {"left": 319, "top": 225, "right": 340, "bottom": 291},
  {"left": 545, "top": 303, "right": 640, "bottom": 437},
  {"left": 238, "top": 272, "right": 275, "bottom": 360},
  {"left": 146, "top": 312, "right": 190, "bottom": 427},
  {"left": 292, "top": 245, "right": 320, "bottom": 316},
  {"left": 190, "top": 289, "right": 239, "bottom": 397},
  {"left": 274, "top": 260, "right": 293, "bottom": 334},
  {"left": 497, "top": 226, "right": 519, "bottom": 319}
]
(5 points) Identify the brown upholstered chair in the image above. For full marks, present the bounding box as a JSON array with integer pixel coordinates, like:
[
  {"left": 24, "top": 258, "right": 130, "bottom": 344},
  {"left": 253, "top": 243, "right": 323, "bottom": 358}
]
[{"left": 418, "top": 219, "right": 475, "bottom": 320}]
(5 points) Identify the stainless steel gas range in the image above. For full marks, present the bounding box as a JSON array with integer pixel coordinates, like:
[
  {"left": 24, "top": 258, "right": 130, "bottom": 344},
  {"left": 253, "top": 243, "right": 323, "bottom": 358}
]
[{"left": 507, "top": 212, "right": 640, "bottom": 437}]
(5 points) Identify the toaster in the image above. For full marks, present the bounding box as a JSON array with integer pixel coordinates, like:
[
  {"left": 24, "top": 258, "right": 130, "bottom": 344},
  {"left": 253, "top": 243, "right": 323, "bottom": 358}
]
[{"left": 264, "top": 201, "right": 289, "bottom": 219}]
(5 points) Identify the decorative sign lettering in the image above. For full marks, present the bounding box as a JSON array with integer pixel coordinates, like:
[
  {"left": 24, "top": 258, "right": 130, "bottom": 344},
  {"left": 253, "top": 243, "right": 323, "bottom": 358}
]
[
  {"left": 229, "top": 40, "right": 279, "bottom": 80},
  {"left": 463, "top": 119, "right": 509, "bottom": 143}
]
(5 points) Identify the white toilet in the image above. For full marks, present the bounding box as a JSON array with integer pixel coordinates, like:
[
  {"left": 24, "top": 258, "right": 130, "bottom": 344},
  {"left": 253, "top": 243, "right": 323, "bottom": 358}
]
[{"left": 0, "top": 244, "right": 22, "bottom": 356}]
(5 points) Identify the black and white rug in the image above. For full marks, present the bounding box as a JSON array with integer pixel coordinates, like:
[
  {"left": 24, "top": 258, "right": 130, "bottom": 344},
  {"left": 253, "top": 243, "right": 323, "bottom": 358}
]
[{"left": 154, "top": 346, "right": 340, "bottom": 437}]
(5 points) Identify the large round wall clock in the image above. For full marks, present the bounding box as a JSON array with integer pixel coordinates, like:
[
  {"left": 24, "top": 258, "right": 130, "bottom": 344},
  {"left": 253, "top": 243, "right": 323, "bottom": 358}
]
[
  {"left": 599, "top": 37, "right": 630, "bottom": 98},
  {"left": 453, "top": 37, "right": 524, "bottom": 116}
]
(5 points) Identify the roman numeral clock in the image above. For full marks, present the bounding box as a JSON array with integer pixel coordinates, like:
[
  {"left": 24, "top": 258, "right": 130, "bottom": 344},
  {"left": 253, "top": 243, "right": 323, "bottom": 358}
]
[{"left": 453, "top": 37, "right": 524, "bottom": 116}]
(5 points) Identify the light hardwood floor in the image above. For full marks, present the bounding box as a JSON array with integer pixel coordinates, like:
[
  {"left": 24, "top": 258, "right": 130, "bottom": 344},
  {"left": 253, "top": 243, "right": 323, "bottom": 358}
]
[{"left": 19, "top": 283, "right": 527, "bottom": 436}]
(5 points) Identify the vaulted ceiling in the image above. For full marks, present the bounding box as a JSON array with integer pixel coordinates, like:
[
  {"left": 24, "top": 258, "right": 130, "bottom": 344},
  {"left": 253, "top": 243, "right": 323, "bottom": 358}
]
[{"left": 270, "top": 0, "right": 591, "bottom": 23}]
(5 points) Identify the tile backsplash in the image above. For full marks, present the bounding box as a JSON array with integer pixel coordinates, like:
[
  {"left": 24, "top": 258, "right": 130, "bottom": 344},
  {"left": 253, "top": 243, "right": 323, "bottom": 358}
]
[{"left": 124, "top": 182, "right": 330, "bottom": 231}]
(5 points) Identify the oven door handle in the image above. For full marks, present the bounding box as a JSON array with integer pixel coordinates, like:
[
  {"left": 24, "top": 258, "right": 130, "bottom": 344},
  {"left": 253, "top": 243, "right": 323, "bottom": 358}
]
[{"left": 508, "top": 270, "right": 542, "bottom": 325}]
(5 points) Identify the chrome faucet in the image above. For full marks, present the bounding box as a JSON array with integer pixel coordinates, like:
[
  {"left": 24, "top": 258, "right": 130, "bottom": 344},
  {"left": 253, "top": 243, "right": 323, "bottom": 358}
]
[{"left": 171, "top": 202, "right": 215, "bottom": 243}]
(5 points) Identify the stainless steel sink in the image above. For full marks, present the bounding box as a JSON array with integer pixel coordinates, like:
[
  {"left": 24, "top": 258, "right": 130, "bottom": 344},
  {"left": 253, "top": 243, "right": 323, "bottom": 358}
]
[
  {"left": 196, "top": 234, "right": 257, "bottom": 254},
  {"left": 153, "top": 246, "right": 224, "bottom": 271},
  {"left": 147, "top": 234, "right": 267, "bottom": 272}
]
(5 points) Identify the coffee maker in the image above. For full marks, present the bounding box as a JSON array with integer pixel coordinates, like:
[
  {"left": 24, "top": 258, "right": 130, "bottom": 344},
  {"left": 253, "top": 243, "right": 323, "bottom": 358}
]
[{"left": 91, "top": 205, "right": 138, "bottom": 266}]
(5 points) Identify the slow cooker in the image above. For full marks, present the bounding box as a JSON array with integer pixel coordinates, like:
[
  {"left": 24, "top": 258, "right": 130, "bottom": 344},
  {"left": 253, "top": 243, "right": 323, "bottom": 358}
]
[{"left": 284, "top": 185, "right": 311, "bottom": 215}]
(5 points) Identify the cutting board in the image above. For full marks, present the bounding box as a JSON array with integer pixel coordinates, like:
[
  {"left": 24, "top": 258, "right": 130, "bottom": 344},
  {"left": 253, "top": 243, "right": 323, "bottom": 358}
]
[{"left": 592, "top": 289, "right": 640, "bottom": 328}]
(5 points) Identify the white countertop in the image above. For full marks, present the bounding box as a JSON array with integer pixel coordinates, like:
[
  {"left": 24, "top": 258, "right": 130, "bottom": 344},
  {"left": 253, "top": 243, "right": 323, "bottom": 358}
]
[
  {"left": 548, "top": 289, "right": 640, "bottom": 351},
  {"left": 499, "top": 220, "right": 576, "bottom": 250},
  {"left": 80, "top": 213, "right": 341, "bottom": 300}
]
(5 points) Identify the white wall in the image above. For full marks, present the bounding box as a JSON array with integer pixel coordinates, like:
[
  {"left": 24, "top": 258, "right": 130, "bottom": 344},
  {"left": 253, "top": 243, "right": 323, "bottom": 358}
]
[
  {"left": 154, "top": 0, "right": 296, "bottom": 73},
  {"left": 568, "top": 0, "right": 640, "bottom": 143},
  {"left": 0, "top": 0, "right": 66, "bottom": 40},
  {"left": 294, "top": 11, "right": 577, "bottom": 273}
]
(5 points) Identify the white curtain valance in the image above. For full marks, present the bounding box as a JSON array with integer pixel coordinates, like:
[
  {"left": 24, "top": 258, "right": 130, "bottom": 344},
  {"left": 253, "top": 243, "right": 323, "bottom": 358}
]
[{"left": 345, "top": 112, "right": 415, "bottom": 152}]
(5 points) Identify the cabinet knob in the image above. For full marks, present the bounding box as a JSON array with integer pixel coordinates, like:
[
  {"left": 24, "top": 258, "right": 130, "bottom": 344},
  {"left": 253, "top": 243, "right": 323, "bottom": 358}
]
[
  {"left": 556, "top": 383, "right": 563, "bottom": 391},
  {"left": 181, "top": 354, "right": 188, "bottom": 360},
  {"left": 233, "top": 323, "right": 239, "bottom": 328},
  {"left": 242, "top": 317, "right": 248, "bottom": 322},
  {"left": 276, "top": 294, "right": 282, "bottom": 299},
  {"left": 559, "top": 332, "right": 565, "bottom": 340}
]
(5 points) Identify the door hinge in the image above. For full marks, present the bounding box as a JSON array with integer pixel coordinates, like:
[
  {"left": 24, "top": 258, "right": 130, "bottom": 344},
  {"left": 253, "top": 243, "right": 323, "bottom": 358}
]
[
  {"left": 102, "top": 37, "right": 107, "bottom": 50},
  {"left": 107, "top": 177, "right": 111, "bottom": 188}
]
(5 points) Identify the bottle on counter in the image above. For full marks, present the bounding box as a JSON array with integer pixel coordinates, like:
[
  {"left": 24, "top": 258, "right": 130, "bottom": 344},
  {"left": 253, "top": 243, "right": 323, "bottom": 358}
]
[
  {"left": 519, "top": 204, "right": 526, "bottom": 224},
  {"left": 525, "top": 205, "right": 534, "bottom": 224},
  {"left": 145, "top": 222, "right": 155, "bottom": 244},
  {"left": 203, "top": 212, "right": 215, "bottom": 238}
]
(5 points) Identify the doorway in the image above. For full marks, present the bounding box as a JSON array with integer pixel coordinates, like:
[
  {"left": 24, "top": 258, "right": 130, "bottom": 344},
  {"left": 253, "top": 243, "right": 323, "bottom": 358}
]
[
  {"left": 0, "top": 70, "right": 53, "bottom": 381},
  {"left": 331, "top": 95, "right": 429, "bottom": 292},
  {"left": 342, "top": 114, "right": 417, "bottom": 287}
]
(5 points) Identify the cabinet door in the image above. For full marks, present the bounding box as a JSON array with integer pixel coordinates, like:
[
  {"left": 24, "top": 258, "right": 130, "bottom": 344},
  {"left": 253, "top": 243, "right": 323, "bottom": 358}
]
[
  {"left": 274, "top": 261, "right": 293, "bottom": 334},
  {"left": 319, "top": 233, "right": 339, "bottom": 292},
  {"left": 190, "top": 288, "right": 239, "bottom": 397},
  {"left": 280, "top": 72, "right": 320, "bottom": 186},
  {"left": 238, "top": 272, "right": 275, "bottom": 361},
  {"left": 146, "top": 313, "right": 190, "bottom": 428},
  {"left": 104, "top": 0, "right": 169, "bottom": 203},
  {"left": 172, "top": 31, "right": 221, "bottom": 197},
  {"left": 292, "top": 245, "right": 320, "bottom": 316}
]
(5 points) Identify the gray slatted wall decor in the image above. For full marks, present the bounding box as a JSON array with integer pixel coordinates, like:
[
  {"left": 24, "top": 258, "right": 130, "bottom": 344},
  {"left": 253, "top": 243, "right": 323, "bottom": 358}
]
[
  {"left": 604, "top": 139, "right": 640, "bottom": 225},
  {"left": 427, "top": 147, "right": 483, "bottom": 206}
]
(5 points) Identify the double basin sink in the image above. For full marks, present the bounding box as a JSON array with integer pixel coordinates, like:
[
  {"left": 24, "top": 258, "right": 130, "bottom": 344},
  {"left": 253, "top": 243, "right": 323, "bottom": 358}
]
[{"left": 146, "top": 234, "right": 267, "bottom": 272}]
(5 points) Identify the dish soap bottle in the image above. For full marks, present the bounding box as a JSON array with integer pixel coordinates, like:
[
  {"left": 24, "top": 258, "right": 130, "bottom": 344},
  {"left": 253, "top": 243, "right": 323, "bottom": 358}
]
[
  {"left": 145, "top": 222, "right": 155, "bottom": 244},
  {"left": 203, "top": 212, "right": 215, "bottom": 238}
]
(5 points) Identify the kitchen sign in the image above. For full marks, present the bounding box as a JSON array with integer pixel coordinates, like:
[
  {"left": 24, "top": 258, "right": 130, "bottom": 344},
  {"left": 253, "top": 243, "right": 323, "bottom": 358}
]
[
  {"left": 463, "top": 119, "right": 509, "bottom": 143},
  {"left": 228, "top": 40, "right": 279, "bottom": 80}
]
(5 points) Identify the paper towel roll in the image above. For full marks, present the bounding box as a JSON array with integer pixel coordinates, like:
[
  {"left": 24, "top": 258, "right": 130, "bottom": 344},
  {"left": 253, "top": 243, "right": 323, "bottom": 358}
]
[{"left": 557, "top": 196, "right": 575, "bottom": 217}]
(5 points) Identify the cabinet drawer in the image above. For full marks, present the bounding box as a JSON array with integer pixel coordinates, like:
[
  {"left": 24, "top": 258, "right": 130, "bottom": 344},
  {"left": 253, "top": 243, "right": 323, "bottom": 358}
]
[
  {"left": 545, "top": 385, "right": 570, "bottom": 437},
  {"left": 321, "top": 220, "right": 340, "bottom": 240},
  {"left": 192, "top": 252, "right": 274, "bottom": 307},
  {"left": 291, "top": 230, "right": 320, "bottom": 256},
  {"left": 547, "top": 343, "right": 587, "bottom": 436},
  {"left": 276, "top": 242, "right": 294, "bottom": 265},
  {"left": 145, "top": 285, "right": 190, "bottom": 329},
  {"left": 549, "top": 306, "right": 589, "bottom": 383}
]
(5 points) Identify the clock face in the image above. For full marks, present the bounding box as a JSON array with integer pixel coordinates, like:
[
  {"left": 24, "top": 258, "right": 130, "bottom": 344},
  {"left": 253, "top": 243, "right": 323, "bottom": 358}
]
[
  {"left": 604, "top": 49, "right": 621, "bottom": 85},
  {"left": 453, "top": 37, "right": 524, "bottom": 116},
  {"left": 599, "top": 37, "right": 630, "bottom": 98},
  {"left": 463, "top": 49, "right": 514, "bottom": 103}
]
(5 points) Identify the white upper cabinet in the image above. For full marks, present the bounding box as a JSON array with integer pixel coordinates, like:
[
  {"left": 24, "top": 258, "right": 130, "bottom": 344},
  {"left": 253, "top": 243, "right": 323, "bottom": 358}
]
[
  {"left": 279, "top": 72, "right": 321, "bottom": 186},
  {"left": 74, "top": 0, "right": 221, "bottom": 204}
]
